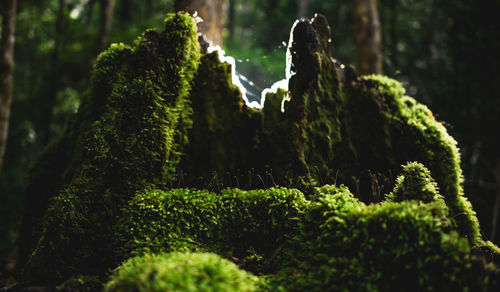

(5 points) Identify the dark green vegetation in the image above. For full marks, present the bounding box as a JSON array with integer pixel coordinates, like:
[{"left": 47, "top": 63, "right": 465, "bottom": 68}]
[{"left": 8, "top": 11, "right": 500, "bottom": 292}]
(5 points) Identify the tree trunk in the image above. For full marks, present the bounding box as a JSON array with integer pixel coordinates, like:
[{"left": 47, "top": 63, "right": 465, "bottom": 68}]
[
  {"left": 227, "top": 0, "right": 235, "bottom": 40},
  {"left": 97, "top": 0, "right": 116, "bottom": 53},
  {"left": 145, "top": 0, "right": 153, "bottom": 18},
  {"left": 351, "top": 0, "right": 383, "bottom": 75},
  {"left": 0, "top": 0, "right": 17, "bottom": 171},
  {"left": 298, "top": 0, "right": 309, "bottom": 18},
  {"left": 490, "top": 159, "right": 500, "bottom": 242},
  {"left": 174, "top": 0, "right": 226, "bottom": 46}
]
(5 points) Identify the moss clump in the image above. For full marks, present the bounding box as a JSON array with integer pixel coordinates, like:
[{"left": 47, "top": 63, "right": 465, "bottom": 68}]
[
  {"left": 104, "top": 252, "right": 260, "bottom": 292},
  {"left": 274, "top": 186, "right": 499, "bottom": 291},
  {"left": 115, "top": 187, "right": 307, "bottom": 273},
  {"left": 386, "top": 162, "right": 446, "bottom": 206},
  {"left": 20, "top": 12, "right": 201, "bottom": 281}
]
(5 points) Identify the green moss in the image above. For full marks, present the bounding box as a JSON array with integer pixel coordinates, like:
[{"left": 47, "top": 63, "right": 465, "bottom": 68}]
[
  {"left": 274, "top": 186, "right": 498, "bottom": 291},
  {"left": 22, "top": 12, "right": 201, "bottom": 281},
  {"left": 104, "top": 252, "right": 260, "bottom": 292},
  {"left": 360, "top": 74, "right": 480, "bottom": 244},
  {"left": 179, "top": 51, "right": 262, "bottom": 188},
  {"left": 386, "top": 162, "right": 447, "bottom": 208},
  {"left": 115, "top": 187, "right": 307, "bottom": 273},
  {"left": 255, "top": 14, "right": 343, "bottom": 188}
]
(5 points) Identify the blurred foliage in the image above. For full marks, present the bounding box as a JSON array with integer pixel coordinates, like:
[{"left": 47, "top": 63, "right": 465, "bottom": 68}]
[{"left": 1, "top": 0, "right": 499, "bottom": 260}]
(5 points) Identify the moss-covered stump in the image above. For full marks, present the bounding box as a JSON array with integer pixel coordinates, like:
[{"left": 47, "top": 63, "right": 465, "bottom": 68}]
[
  {"left": 14, "top": 11, "right": 500, "bottom": 292},
  {"left": 18, "top": 12, "right": 200, "bottom": 281}
]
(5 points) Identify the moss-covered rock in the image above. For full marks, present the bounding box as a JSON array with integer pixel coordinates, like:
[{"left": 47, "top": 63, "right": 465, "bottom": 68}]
[
  {"left": 104, "top": 252, "right": 261, "bottom": 292},
  {"left": 20, "top": 12, "right": 201, "bottom": 281}
]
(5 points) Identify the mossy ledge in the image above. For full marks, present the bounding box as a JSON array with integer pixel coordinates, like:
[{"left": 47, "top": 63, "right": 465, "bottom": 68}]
[{"left": 12, "top": 12, "right": 499, "bottom": 291}]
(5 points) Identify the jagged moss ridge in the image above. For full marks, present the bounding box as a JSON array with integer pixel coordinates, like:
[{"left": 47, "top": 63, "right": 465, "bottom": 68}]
[
  {"left": 274, "top": 186, "right": 498, "bottom": 291},
  {"left": 357, "top": 75, "right": 480, "bottom": 243},
  {"left": 114, "top": 187, "right": 307, "bottom": 272},
  {"left": 104, "top": 252, "right": 261, "bottom": 292},
  {"left": 180, "top": 51, "right": 262, "bottom": 188},
  {"left": 22, "top": 12, "right": 201, "bottom": 281}
]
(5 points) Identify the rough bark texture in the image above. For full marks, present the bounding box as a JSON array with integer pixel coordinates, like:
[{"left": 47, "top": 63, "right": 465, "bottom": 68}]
[
  {"left": 97, "top": 0, "right": 116, "bottom": 53},
  {"left": 0, "top": 0, "right": 17, "bottom": 171},
  {"left": 174, "top": 0, "right": 226, "bottom": 46},
  {"left": 351, "top": 0, "right": 383, "bottom": 75}
]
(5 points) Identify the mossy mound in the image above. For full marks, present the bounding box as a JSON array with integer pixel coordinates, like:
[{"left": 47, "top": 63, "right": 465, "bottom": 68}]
[
  {"left": 386, "top": 162, "right": 447, "bottom": 207},
  {"left": 274, "top": 186, "right": 498, "bottom": 291},
  {"left": 114, "top": 187, "right": 307, "bottom": 273},
  {"left": 104, "top": 252, "right": 260, "bottom": 292}
]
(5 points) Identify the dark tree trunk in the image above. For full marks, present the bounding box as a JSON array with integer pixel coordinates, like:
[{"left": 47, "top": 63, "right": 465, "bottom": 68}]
[
  {"left": 174, "top": 0, "right": 226, "bottom": 46},
  {"left": 38, "top": 0, "right": 67, "bottom": 147},
  {"left": 0, "top": 0, "right": 17, "bottom": 171},
  {"left": 389, "top": 0, "right": 398, "bottom": 68},
  {"left": 85, "top": 0, "right": 97, "bottom": 26},
  {"left": 228, "top": 0, "right": 235, "bottom": 39},
  {"left": 145, "top": 0, "right": 153, "bottom": 18},
  {"left": 491, "top": 160, "right": 500, "bottom": 241},
  {"left": 117, "top": 0, "right": 132, "bottom": 23},
  {"left": 351, "top": 0, "right": 383, "bottom": 75},
  {"left": 298, "top": 0, "right": 309, "bottom": 18},
  {"left": 97, "top": 0, "right": 116, "bottom": 53}
]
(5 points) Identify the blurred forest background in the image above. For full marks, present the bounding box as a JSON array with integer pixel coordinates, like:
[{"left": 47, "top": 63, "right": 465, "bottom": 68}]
[{"left": 1, "top": 0, "right": 499, "bottom": 269}]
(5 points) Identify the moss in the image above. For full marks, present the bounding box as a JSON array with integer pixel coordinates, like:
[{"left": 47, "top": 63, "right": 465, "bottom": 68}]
[
  {"left": 254, "top": 14, "right": 343, "bottom": 189},
  {"left": 274, "top": 186, "right": 499, "bottom": 291},
  {"left": 360, "top": 74, "right": 480, "bottom": 244},
  {"left": 179, "top": 51, "right": 262, "bottom": 189},
  {"left": 114, "top": 187, "right": 307, "bottom": 273},
  {"left": 21, "top": 12, "right": 201, "bottom": 281},
  {"left": 386, "top": 162, "right": 447, "bottom": 209},
  {"left": 104, "top": 252, "right": 260, "bottom": 292}
]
